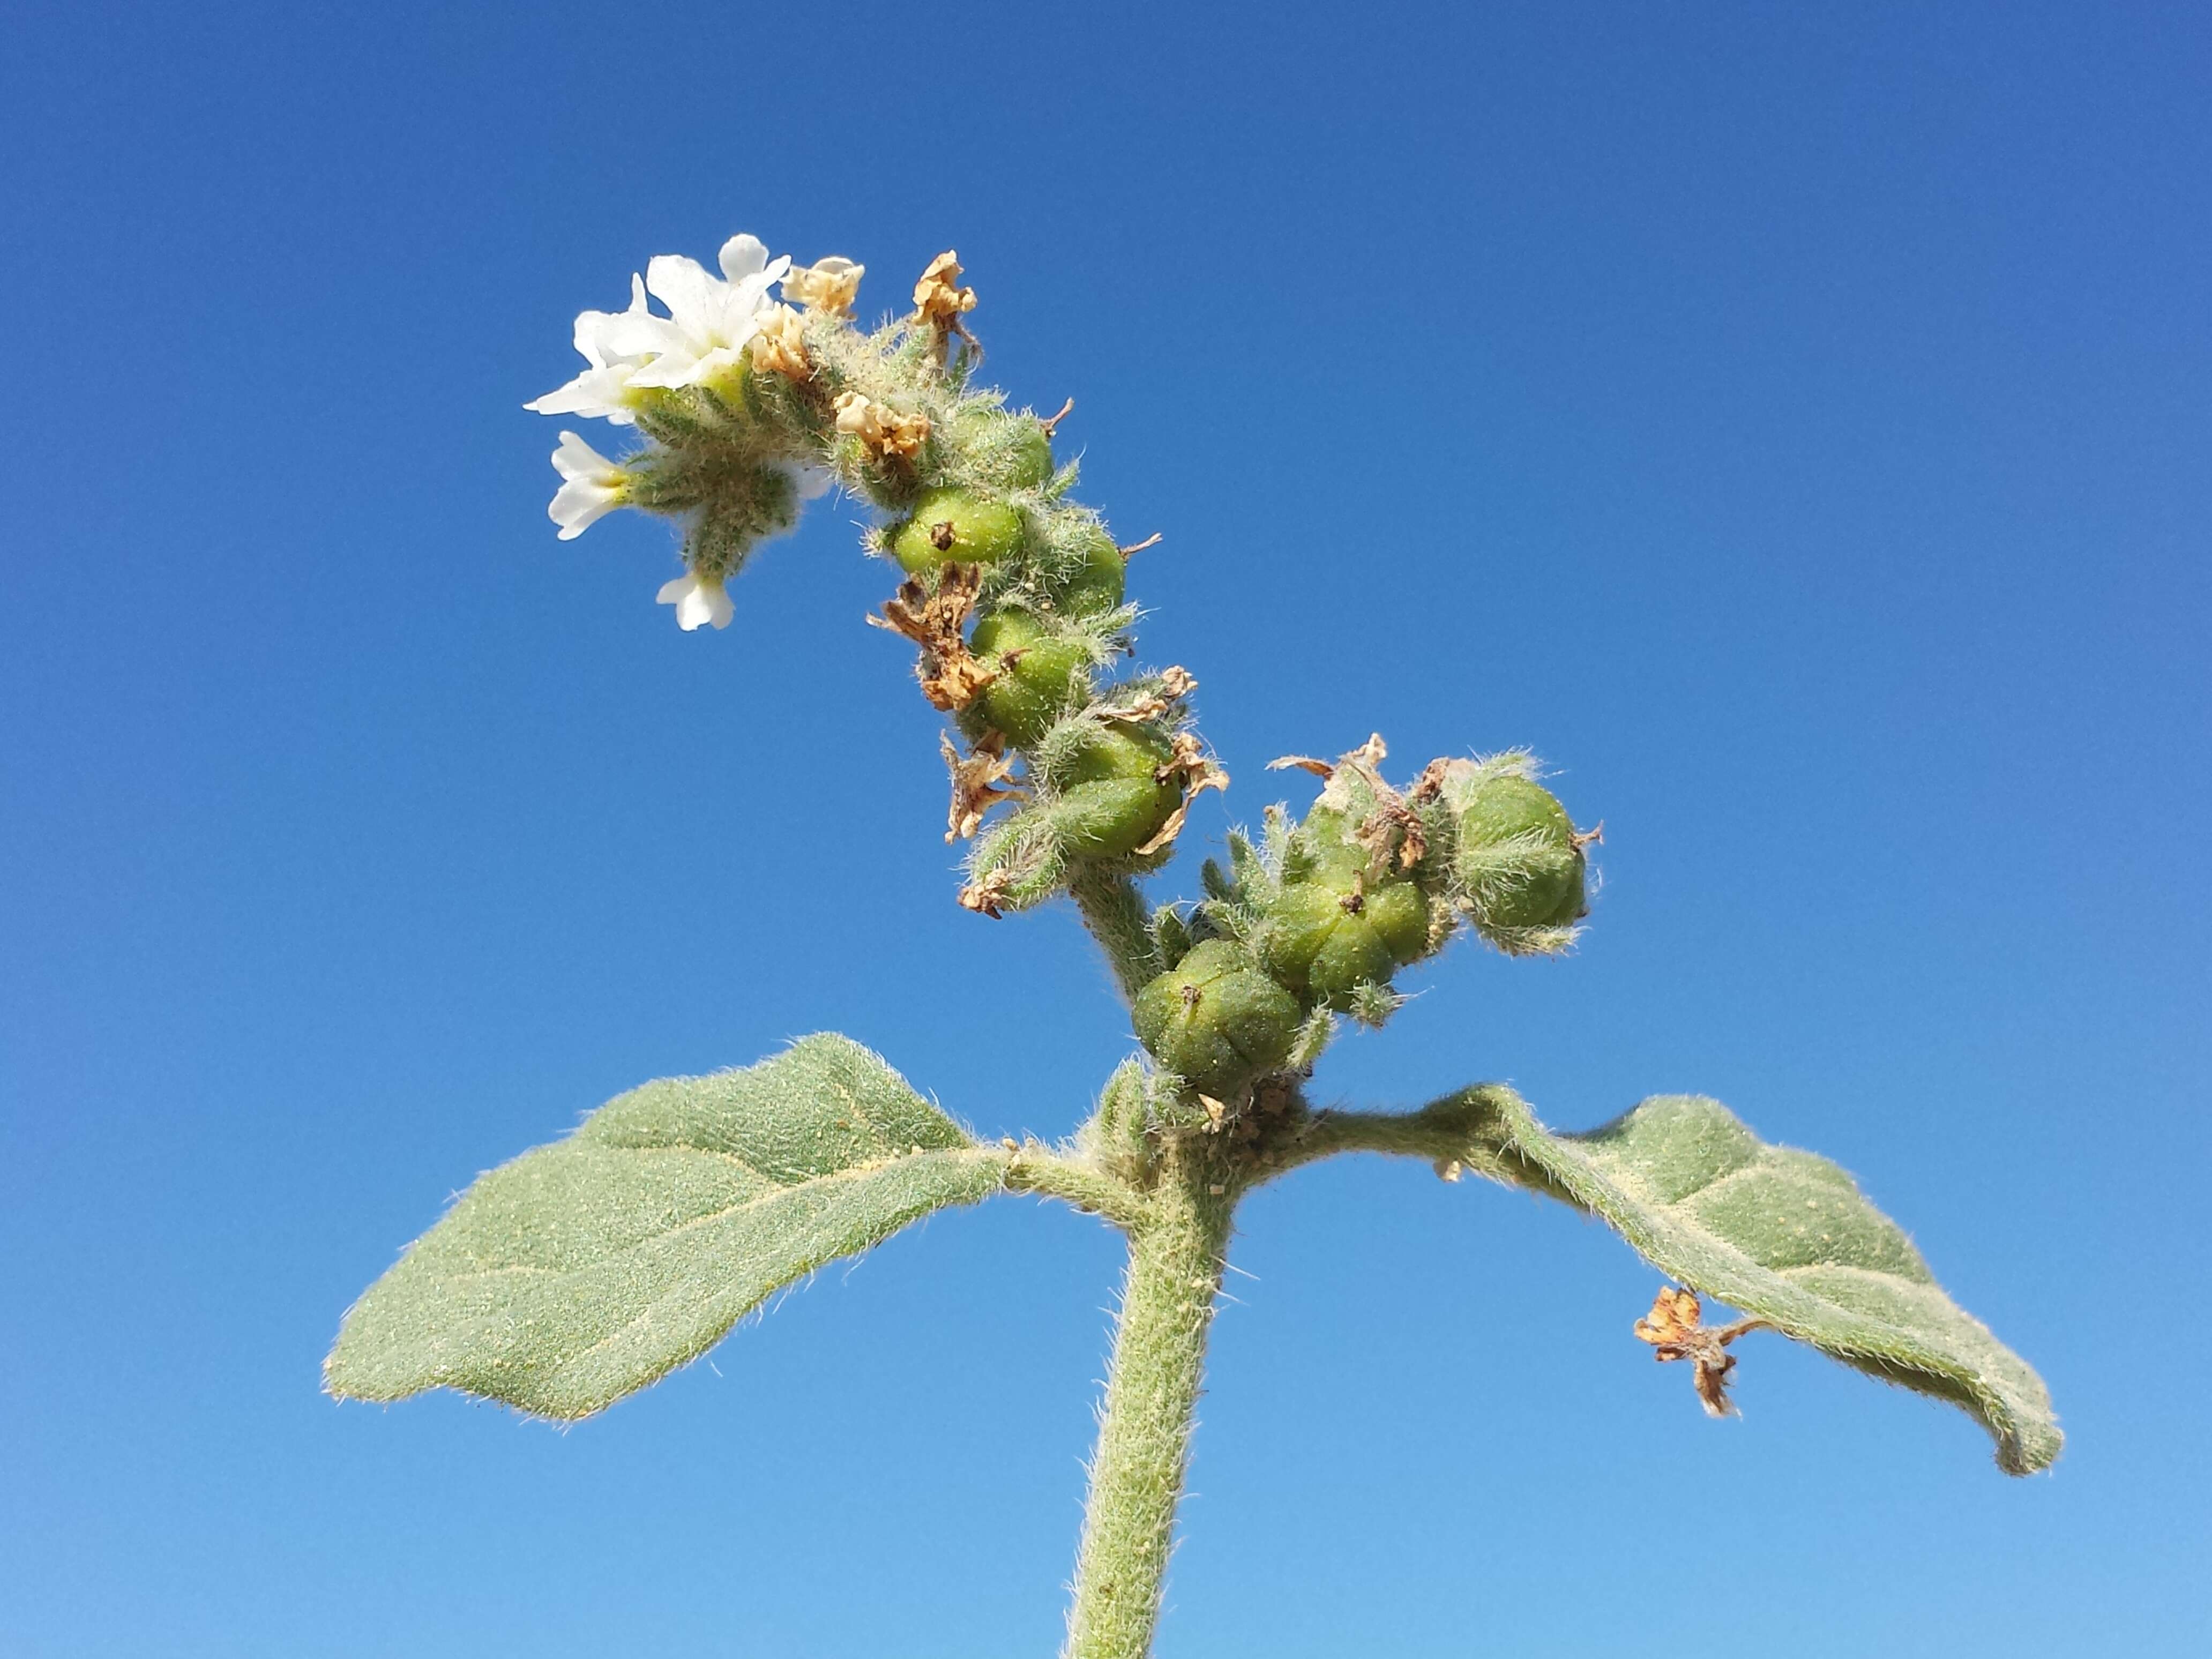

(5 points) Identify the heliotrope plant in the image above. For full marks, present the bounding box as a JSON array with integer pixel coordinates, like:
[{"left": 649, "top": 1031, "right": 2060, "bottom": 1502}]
[{"left": 326, "top": 234, "right": 2061, "bottom": 1658}]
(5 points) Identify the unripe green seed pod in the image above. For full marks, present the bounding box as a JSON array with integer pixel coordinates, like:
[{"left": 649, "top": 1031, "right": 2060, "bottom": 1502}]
[
  {"left": 1453, "top": 775, "right": 1587, "bottom": 929},
  {"left": 1055, "top": 527, "right": 1126, "bottom": 616},
  {"left": 1305, "top": 907, "right": 1396, "bottom": 1006},
  {"left": 1053, "top": 728, "right": 1184, "bottom": 858},
  {"left": 891, "top": 488, "right": 1024, "bottom": 574},
  {"left": 1259, "top": 872, "right": 1431, "bottom": 1008},
  {"left": 1004, "top": 421, "right": 1054, "bottom": 489},
  {"left": 947, "top": 408, "right": 1055, "bottom": 491},
  {"left": 965, "top": 612, "right": 1091, "bottom": 748},
  {"left": 1131, "top": 939, "right": 1302, "bottom": 1099},
  {"left": 1360, "top": 877, "right": 1431, "bottom": 962}
]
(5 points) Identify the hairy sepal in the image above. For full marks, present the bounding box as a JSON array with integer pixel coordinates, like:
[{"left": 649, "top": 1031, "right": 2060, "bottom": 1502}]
[
  {"left": 1430, "top": 1086, "right": 2061, "bottom": 1474},
  {"left": 325, "top": 1035, "right": 1002, "bottom": 1421}
]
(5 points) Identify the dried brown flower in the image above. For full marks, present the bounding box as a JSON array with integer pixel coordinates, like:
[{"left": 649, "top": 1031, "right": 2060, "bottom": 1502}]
[
  {"left": 783, "top": 256, "right": 864, "bottom": 316},
  {"left": 1133, "top": 732, "right": 1231, "bottom": 857},
  {"left": 1272, "top": 734, "right": 1425, "bottom": 871},
  {"left": 1098, "top": 666, "right": 1198, "bottom": 725},
  {"left": 958, "top": 868, "right": 1014, "bottom": 918},
  {"left": 912, "top": 250, "right": 978, "bottom": 334},
  {"left": 872, "top": 564, "right": 996, "bottom": 711},
  {"left": 942, "top": 732, "right": 1020, "bottom": 842},
  {"left": 1633, "top": 1286, "right": 1769, "bottom": 1418},
  {"left": 834, "top": 392, "right": 930, "bottom": 461},
  {"left": 748, "top": 304, "right": 811, "bottom": 380}
]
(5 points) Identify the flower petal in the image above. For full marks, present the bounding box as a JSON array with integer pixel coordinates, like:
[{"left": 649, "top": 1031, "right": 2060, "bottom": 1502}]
[
  {"left": 645, "top": 253, "right": 715, "bottom": 338},
  {"left": 549, "top": 477, "right": 620, "bottom": 539},
  {"left": 718, "top": 234, "right": 768, "bottom": 283},
  {"left": 550, "top": 430, "right": 617, "bottom": 481}
]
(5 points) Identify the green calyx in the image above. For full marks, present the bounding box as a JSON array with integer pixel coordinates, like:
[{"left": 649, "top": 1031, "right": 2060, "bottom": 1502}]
[
  {"left": 891, "top": 487, "right": 1025, "bottom": 573},
  {"left": 964, "top": 611, "right": 1092, "bottom": 748},
  {"left": 1052, "top": 728, "right": 1185, "bottom": 858},
  {"left": 1453, "top": 775, "right": 1587, "bottom": 931},
  {"left": 1131, "top": 939, "right": 1301, "bottom": 1100}
]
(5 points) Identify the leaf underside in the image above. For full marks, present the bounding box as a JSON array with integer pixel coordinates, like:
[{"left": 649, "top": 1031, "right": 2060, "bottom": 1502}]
[
  {"left": 325, "top": 1034, "right": 1002, "bottom": 1421},
  {"left": 1446, "top": 1087, "right": 2061, "bottom": 1474}
]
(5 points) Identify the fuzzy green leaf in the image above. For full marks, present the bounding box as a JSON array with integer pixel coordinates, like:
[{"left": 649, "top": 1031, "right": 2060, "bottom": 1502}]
[
  {"left": 1439, "top": 1086, "right": 2060, "bottom": 1474},
  {"left": 326, "top": 1035, "right": 1003, "bottom": 1420}
]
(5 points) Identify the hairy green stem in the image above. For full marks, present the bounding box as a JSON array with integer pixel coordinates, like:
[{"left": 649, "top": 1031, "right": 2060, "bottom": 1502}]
[
  {"left": 1070, "top": 870, "right": 1164, "bottom": 1004},
  {"left": 1004, "top": 1142, "right": 1154, "bottom": 1231},
  {"left": 1063, "top": 1140, "right": 1232, "bottom": 1659},
  {"left": 1263, "top": 1093, "right": 1521, "bottom": 1184}
]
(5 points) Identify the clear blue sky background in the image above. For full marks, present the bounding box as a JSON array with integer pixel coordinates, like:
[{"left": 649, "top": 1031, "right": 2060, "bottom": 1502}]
[{"left": 3, "top": 3, "right": 2206, "bottom": 1654}]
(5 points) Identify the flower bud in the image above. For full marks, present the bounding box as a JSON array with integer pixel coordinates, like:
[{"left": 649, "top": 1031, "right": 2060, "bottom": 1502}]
[
  {"left": 891, "top": 488, "right": 1025, "bottom": 574},
  {"left": 963, "top": 611, "right": 1092, "bottom": 748},
  {"left": 1131, "top": 939, "right": 1301, "bottom": 1099}
]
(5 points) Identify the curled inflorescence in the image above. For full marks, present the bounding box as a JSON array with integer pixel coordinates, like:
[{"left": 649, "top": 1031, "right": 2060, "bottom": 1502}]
[{"left": 527, "top": 233, "right": 1596, "bottom": 1150}]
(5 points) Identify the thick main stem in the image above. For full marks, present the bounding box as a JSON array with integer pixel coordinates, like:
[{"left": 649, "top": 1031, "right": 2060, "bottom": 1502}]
[{"left": 1062, "top": 1144, "right": 1232, "bottom": 1659}]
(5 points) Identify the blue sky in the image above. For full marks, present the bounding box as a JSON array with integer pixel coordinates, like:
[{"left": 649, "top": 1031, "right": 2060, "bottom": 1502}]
[{"left": 2, "top": 3, "right": 2207, "bottom": 1654}]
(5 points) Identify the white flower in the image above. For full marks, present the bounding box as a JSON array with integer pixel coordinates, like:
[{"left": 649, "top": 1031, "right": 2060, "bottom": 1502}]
[
  {"left": 614, "top": 234, "right": 791, "bottom": 392},
  {"left": 547, "top": 431, "right": 628, "bottom": 540},
  {"left": 656, "top": 569, "right": 734, "bottom": 631},
  {"left": 526, "top": 275, "right": 657, "bottom": 425}
]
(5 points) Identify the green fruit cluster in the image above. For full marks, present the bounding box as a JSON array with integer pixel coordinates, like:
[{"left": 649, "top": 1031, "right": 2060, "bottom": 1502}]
[
  {"left": 1256, "top": 843, "right": 1431, "bottom": 1010},
  {"left": 878, "top": 464, "right": 1163, "bottom": 836},
  {"left": 883, "top": 473, "right": 1186, "bottom": 911},
  {"left": 1125, "top": 763, "right": 1592, "bottom": 1102},
  {"left": 1130, "top": 940, "right": 1301, "bottom": 1101}
]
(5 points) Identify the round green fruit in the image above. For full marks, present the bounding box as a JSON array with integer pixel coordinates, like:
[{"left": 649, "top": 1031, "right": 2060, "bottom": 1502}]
[
  {"left": 947, "top": 409, "right": 1054, "bottom": 490},
  {"left": 1453, "top": 775, "right": 1586, "bottom": 929},
  {"left": 1359, "top": 878, "right": 1431, "bottom": 961},
  {"left": 1258, "top": 874, "right": 1431, "bottom": 1008},
  {"left": 965, "top": 611, "right": 1090, "bottom": 748},
  {"left": 890, "top": 489, "right": 1024, "bottom": 574},
  {"left": 1052, "top": 728, "right": 1184, "bottom": 858},
  {"left": 1003, "top": 421, "right": 1054, "bottom": 489},
  {"left": 1131, "top": 939, "right": 1302, "bottom": 1099},
  {"left": 1053, "top": 527, "right": 1126, "bottom": 616}
]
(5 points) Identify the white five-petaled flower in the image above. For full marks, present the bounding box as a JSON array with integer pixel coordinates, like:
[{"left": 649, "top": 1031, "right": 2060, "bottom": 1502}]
[
  {"left": 526, "top": 275, "right": 658, "bottom": 425},
  {"left": 547, "top": 431, "right": 628, "bottom": 540},
  {"left": 612, "top": 234, "right": 791, "bottom": 392},
  {"left": 656, "top": 570, "right": 735, "bottom": 631}
]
